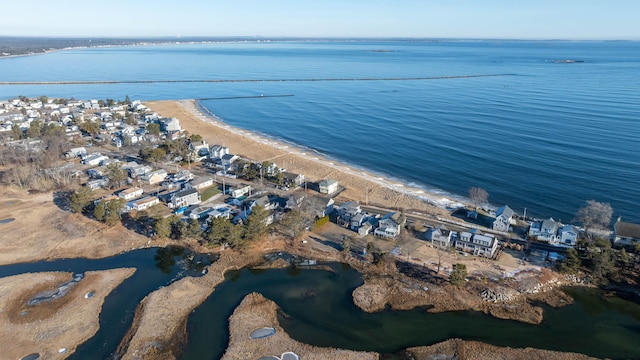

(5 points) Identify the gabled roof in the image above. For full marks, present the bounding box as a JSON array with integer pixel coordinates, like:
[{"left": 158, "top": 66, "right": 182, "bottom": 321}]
[
  {"left": 615, "top": 221, "right": 640, "bottom": 239},
  {"left": 175, "top": 188, "right": 198, "bottom": 198},
  {"left": 541, "top": 217, "right": 558, "bottom": 230},
  {"left": 496, "top": 205, "right": 514, "bottom": 219}
]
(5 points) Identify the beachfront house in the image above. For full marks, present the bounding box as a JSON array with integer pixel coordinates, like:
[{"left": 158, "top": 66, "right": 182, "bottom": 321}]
[
  {"left": 210, "top": 145, "right": 229, "bottom": 159},
  {"left": 160, "top": 117, "right": 181, "bottom": 132},
  {"left": 558, "top": 225, "right": 579, "bottom": 246},
  {"left": 319, "top": 179, "right": 339, "bottom": 195},
  {"left": 613, "top": 217, "right": 640, "bottom": 247},
  {"left": 282, "top": 171, "right": 305, "bottom": 189},
  {"left": 301, "top": 195, "right": 335, "bottom": 218},
  {"left": 528, "top": 218, "right": 559, "bottom": 243},
  {"left": 455, "top": 230, "right": 499, "bottom": 258},
  {"left": 492, "top": 205, "right": 514, "bottom": 232},
  {"left": 426, "top": 225, "right": 453, "bottom": 248},
  {"left": 221, "top": 154, "right": 239, "bottom": 170},
  {"left": 336, "top": 202, "right": 361, "bottom": 227},
  {"left": 374, "top": 215, "right": 400, "bottom": 239}
]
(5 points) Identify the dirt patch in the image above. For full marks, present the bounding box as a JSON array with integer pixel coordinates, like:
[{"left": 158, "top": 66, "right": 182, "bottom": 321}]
[
  {"left": 222, "top": 292, "right": 378, "bottom": 360},
  {"left": 0, "top": 268, "right": 136, "bottom": 360},
  {"left": 406, "top": 338, "right": 596, "bottom": 360},
  {"left": 0, "top": 186, "right": 152, "bottom": 266}
]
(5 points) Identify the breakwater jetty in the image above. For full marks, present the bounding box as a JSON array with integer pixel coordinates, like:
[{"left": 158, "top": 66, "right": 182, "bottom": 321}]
[{"left": 0, "top": 73, "right": 515, "bottom": 85}]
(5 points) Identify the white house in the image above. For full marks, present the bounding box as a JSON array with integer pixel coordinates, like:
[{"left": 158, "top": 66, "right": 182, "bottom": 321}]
[
  {"left": 210, "top": 145, "right": 229, "bottom": 159},
  {"left": 141, "top": 169, "right": 168, "bottom": 185},
  {"left": 528, "top": 217, "right": 559, "bottom": 243},
  {"left": 455, "top": 230, "right": 499, "bottom": 258},
  {"left": 160, "top": 117, "right": 181, "bottom": 132},
  {"left": 228, "top": 184, "right": 251, "bottom": 199},
  {"left": 169, "top": 188, "right": 201, "bottom": 209},
  {"left": 131, "top": 196, "right": 160, "bottom": 211},
  {"left": 426, "top": 225, "right": 453, "bottom": 248},
  {"left": 82, "top": 152, "right": 109, "bottom": 166},
  {"left": 374, "top": 217, "right": 400, "bottom": 239},
  {"left": 190, "top": 176, "right": 214, "bottom": 190},
  {"left": 492, "top": 205, "right": 514, "bottom": 232},
  {"left": 118, "top": 187, "right": 144, "bottom": 201},
  {"left": 558, "top": 225, "right": 579, "bottom": 246},
  {"left": 319, "top": 179, "right": 339, "bottom": 195},
  {"left": 221, "top": 154, "right": 239, "bottom": 170},
  {"left": 66, "top": 147, "right": 87, "bottom": 158},
  {"left": 613, "top": 218, "right": 640, "bottom": 247}
]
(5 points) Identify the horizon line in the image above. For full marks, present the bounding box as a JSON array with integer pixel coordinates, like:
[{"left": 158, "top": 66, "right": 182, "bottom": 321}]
[{"left": 0, "top": 35, "right": 638, "bottom": 42}]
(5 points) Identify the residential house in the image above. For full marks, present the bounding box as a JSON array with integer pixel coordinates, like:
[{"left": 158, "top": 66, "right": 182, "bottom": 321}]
[
  {"left": 206, "top": 204, "right": 232, "bottom": 221},
  {"left": 169, "top": 188, "right": 201, "bottom": 209},
  {"left": 301, "top": 195, "right": 335, "bottom": 218},
  {"left": 492, "top": 205, "right": 514, "bottom": 232},
  {"left": 286, "top": 192, "right": 306, "bottom": 210},
  {"left": 558, "top": 225, "right": 579, "bottom": 246},
  {"left": 85, "top": 178, "right": 108, "bottom": 190},
  {"left": 82, "top": 152, "right": 109, "bottom": 166},
  {"left": 160, "top": 117, "right": 181, "bottom": 132},
  {"left": 118, "top": 187, "right": 144, "bottom": 201},
  {"left": 374, "top": 215, "right": 400, "bottom": 239},
  {"left": 209, "top": 145, "right": 229, "bottom": 159},
  {"left": 282, "top": 172, "right": 305, "bottom": 188},
  {"left": 529, "top": 218, "right": 559, "bottom": 243},
  {"left": 336, "top": 202, "right": 361, "bottom": 227},
  {"left": 613, "top": 218, "right": 640, "bottom": 247},
  {"left": 130, "top": 196, "right": 160, "bottom": 211},
  {"left": 190, "top": 176, "right": 214, "bottom": 191},
  {"left": 319, "top": 179, "right": 339, "bottom": 195},
  {"left": 254, "top": 195, "right": 278, "bottom": 211},
  {"left": 66, "top": 147, "right": 87, "bottom": 158},
  {"left": 228, "top": 184, "right": 251, "bottom": 199},
  {"left": 350, "top": 213, "right": 367, "bottom": 231},
  {"left": 455, "top": 230, "right": 499, "bottom": 258},
  {"left": 141, "top": 169, "right": 168, "bottom": 185},
  {"left": 426, "top": 225, "right": 453, "bottom": 248},
  {"left": 221, "top": 154, "right": 239, "bottom": 170},
  {"left": 189, "top": 140, "right": 209, "bottom": 161}
]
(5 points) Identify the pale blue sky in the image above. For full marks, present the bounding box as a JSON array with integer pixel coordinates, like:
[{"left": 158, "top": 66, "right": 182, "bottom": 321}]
[{"left": 1, "top": 0, "right": 638, "bottom": 40}]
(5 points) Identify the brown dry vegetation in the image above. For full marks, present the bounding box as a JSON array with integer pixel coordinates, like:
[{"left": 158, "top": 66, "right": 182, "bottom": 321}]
[
  {"left": 407, "top": 339, "right": 596, "bottom": 360},
  {"left": 0, "top": 186, "right": 152, "bottom": 265},
  {"left": 0, "top": 268, "right": 135, "bottom": 360},
  {"left": 222, "top": 292, "right": 378, "bottom": 360}
]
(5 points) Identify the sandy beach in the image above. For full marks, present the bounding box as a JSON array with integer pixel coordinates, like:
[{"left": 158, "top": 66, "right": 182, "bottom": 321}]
[
  {"left": 145, "top": 100, "right": 457, "bottom": 217},
  {"left": 0, "top": 268, "right": 136, "bottom": 360}
]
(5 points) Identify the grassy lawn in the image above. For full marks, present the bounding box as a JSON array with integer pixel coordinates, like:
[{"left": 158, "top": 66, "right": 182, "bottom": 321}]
[{"left": 201, "top": 186, "right": 221, "bottom": 201}]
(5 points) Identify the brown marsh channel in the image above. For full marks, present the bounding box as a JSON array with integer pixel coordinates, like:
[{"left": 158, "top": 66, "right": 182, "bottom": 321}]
[
  {"left": 183, "top": 262, "right": 640, "bottom": 360},
  {"left": 0, "top": 247, "right": 213, "bottom": 360}
]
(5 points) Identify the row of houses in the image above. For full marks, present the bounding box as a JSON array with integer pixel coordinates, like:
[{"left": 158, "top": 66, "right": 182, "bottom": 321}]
[
  {"left": 336, "top": 202, "right": 404, "bottom": 239},
  {"left": 427, "top": 225, "right": 500, "bottom": 258}
]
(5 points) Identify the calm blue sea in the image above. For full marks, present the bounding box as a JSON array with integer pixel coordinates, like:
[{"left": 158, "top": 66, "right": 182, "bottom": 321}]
[{"left": 1, "top": 40, "right": 639, "bottom": 222}]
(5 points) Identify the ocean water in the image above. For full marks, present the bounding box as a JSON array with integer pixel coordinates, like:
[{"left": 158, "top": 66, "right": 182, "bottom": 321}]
[{"left": 0, "top": 40, "right": 638, "bottom": 222}]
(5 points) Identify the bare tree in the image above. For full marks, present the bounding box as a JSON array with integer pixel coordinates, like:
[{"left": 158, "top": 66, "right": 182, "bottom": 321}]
[
  {"left": 574, "top": 200, "right": 613, "bottom": 239},
  {"left": 469, "top": 187, "right": 489, "bottom": 210}
]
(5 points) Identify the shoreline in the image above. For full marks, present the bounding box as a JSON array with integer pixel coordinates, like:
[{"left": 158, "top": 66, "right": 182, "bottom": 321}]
[
  {"left": 193, "top": 99, "right": 470, "bottom": 210},
  {"left": 149, "top": 99, "right": 464, "bottom": 216}
]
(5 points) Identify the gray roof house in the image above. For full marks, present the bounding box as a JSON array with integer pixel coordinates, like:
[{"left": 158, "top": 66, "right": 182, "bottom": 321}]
[
  {"left": 492, "top": 205, "right": 514, "bottom": 232},
  {"left": 613, "top": 218, "right": 640, "bottom": 247},
  {"left": 169, "top": 188, "right": 201, "bottom": 209},
  {"left": 426, "top": 225, "right": 453, "bottom": 248}
]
